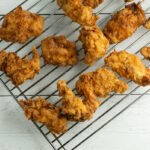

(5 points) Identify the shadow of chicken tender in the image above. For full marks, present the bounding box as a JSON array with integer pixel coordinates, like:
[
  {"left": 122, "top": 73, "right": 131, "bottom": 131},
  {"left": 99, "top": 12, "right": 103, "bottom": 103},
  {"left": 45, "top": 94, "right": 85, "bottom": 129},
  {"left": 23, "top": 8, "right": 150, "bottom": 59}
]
[
  {"left": 79, "top": 26, "right": 109, "bottom": 66},
  {"left": 103, "top": 3, "right": 146, "bottom": 44},
  {"left": 83, "top": 0, "right": 104, "bottom": 9},
  {"left": 19, "top": 97, "right": 67, "bottom": 135},
  {"left": 42, "top": 35, "right": 78, "bottom": 66},
  {"left": 57, "top": 0, "right": 99, "bottom": 26},
  {"left": 57, "top": 80, "right": 100, "bottom": 122},
  {"left": 0, "top": 6, "right": 44, "bottom": 44},
  {"left": 105, "top": 50, "right": 150, "bottom": 86},
  {"left": 76, "top": 68, "right": 128, "bottom": 98},
  {"left": 0, "top": 47, "right": 40, "bottom": 86}
]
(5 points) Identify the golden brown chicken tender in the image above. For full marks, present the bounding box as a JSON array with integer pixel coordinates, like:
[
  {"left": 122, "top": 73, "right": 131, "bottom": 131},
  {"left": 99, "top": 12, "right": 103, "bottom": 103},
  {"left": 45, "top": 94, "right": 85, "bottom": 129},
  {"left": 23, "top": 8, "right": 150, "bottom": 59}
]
[
  {"left": 19, "top": 97, "right": 67, "bottom": 134},
  {"left": 143, "top": 18, "right": 150, "bottom": 29},
  {"left": 124, "top": 0, "right": 134, "bottom": 2},
  {"left": 140, "top": 47, "right": 150, "bottom": 60},
  {"left": 103, "top": 3, "right": 146, "bottom": 44},
  {"left": 57, "top": 0, "right": 99, "bottom": 26},
  {"left": 83, "top": 0, "right": 104, "bottom": 9},
  {"left": 41, "top": 35, "right": 78, "bottom": 66},
  {"left": 79, "top": 26, "right": 109, "bottom": 66},
  {"left": 0, "top": 47, "right": 40, "bottom": 86},
  {"left": 57, "top": 80, "right": 100, "bottom": 122},
  {"left": 105, "top": 50, "right": 150, "bottom": 86},
  {"left": 76, "top": 68, "right": 128, "bottom": 98},
  {"left": 0, "top": 6, "right": 44, "bottom": 44}
]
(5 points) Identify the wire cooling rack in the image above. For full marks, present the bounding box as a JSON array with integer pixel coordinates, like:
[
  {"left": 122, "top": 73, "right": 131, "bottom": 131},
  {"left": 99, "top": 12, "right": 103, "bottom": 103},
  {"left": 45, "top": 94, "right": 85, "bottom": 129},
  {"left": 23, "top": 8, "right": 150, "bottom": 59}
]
[{"left": 0, "top": 0, "right": 150, "bottom": 149}]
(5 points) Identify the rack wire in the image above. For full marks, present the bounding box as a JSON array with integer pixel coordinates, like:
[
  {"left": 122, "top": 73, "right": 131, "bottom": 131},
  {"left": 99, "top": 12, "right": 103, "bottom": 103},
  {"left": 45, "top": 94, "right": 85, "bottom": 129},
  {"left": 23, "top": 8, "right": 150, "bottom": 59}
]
[{"left": 0, "top": 0, "right": 150, "bottom": 149}]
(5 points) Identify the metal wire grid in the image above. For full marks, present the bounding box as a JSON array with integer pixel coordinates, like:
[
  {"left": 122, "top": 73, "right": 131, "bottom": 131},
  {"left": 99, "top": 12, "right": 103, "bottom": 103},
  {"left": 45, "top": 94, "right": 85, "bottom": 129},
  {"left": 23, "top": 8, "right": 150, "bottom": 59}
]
[{"left": 0, "top": 0, "right": 150, "bottom": 149}]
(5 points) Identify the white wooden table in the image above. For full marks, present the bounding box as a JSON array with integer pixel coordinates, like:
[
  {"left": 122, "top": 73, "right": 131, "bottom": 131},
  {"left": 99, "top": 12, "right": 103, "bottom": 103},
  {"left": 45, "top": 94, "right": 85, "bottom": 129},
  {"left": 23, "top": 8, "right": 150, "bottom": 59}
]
[{"left": 0, "top": 0, "right": 150, "bottom": 150}]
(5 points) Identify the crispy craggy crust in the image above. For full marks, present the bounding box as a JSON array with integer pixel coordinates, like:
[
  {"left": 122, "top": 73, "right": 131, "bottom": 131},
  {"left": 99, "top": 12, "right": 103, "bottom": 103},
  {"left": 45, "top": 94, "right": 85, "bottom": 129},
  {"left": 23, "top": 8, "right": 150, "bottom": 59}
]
[
  {"left": 57, "top": 80, "right": 100, "bottom": 122},
  {"left": 103, "top": 3, "right": 146, "bottom": 44},
  {"left": 79, "top": 26, "right": 109, "bottom": 66},
  {"left": 124, "top": 0, "right": 134, "bottom": 2},
  {"left": 0, "top": 6, "right": 44, "bottom": 44},
  {"left": 57, "top": 0, "right": 99, "bottom": 26},
  {"left": 105, "top": 50, "right": 150, "bottom": 86},
  {"left": 0, "top": 47, "right": 40, "bottom": 86},
  {"left": 140, "top": 47, "right": 150, "bottom": 60},
  {"left": 76, "top": 68, "right": 128, "bottom": 98},
  {"left": 41, "top": 35, "right": 78, "bottom": 66},
  {"left": 83, "top": 0, "right": 104, "bottom": 9},
  {"left": 143, "top": 18, "right": 150, "bottom": 29},
  {"left": 19, "top": 97, "right": 67, "bottom": 134}
]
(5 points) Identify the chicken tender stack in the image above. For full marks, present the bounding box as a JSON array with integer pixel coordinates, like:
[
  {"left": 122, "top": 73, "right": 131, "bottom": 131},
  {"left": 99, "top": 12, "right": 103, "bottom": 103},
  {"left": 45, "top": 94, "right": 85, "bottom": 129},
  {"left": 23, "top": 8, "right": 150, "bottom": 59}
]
[
  {"left": 19, "top": 97, "right": 67, "bottom": 134},
  {"left": 103, "top": 3, "right": 146, "bottom": 43},
  {"left": 0, "top": 47, "right": 40, "bottom": 86},
  {"left": 0, "top": 6, "right": 44, "bottom": 44},
  {"left": 41, "top": 35, "right": 78, "bottom": 66},
  {"left": 57, "top": 0, "right": 99, "bottom": 26},
  {"left": 79, "top": 26, "right": 109, "bottom": 66},
  {"left": 105, "top": 50, "right": 150, "bottom": 86},
  {"left": 57, "top": 80, "right": 100, "bottom": 121}
]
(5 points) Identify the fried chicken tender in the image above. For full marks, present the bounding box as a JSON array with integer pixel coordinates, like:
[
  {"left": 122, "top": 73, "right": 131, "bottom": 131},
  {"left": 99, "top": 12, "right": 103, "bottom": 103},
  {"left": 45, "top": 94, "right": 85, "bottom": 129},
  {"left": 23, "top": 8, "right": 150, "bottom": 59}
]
[
  {"left": 124, "top": 0, "right": 134, "bottom": 2},
  {"left": 57, "top": 0, "right": 99, "bottom": 26},
  {"left": 19, "top": 97, "right": 67, "bottom": 134},
  {"left": 57, "top": 80, "right": 100, "bottom": 122},
  {"left": 0, "top": 6, "right": 44, "bottom": 44},
  {"left": 83, "top": 0, "right": 104, "bottom": 9},
  {"left": 76, "top": 68, "right": 128, "bottom": 98},
  {"left": 140, "top": 47, "right": 150, "bottom": 60},
  {"left": 105, "top": 50, "right": 150, "bottom": 86},
  {"left": 41, "top": 35, "right": 78, "bottom": 66},
  {"left": 79, "top": 26, "right": 109, "bottom": 66},
  {"left": 0, "top": 47, "right": 40, "bottom": 86},
  {"left": 143, "top": 18, "right": 150, "bottom": 29},
  {"left": 103, "top": 3, "right": 146, "bottom": 44}
]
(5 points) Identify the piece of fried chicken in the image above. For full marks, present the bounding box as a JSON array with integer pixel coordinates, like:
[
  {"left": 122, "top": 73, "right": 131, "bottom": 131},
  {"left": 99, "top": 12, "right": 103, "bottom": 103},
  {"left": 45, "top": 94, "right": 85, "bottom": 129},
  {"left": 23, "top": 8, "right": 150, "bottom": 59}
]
[
  {"left": 143, "top": 18, "right": 150, "bottom": 29},
  {"left": 57, "top": 0, "right": 99, "bottom": 26},
  {"left": 124, "top": 0, "right": 134, "bottom": 2},
  {"left": 103, "top": 3, "right": 146, "bottom": 44},
  {"left": 76, "top": 68, "right": 128, "bottom": 98},
  {"left": 0, "top": 47, "right": 40, "bottom": 86},
  {"left": 41, "top": 35, "right": 78, "bottom": 66},
  {"left": 19, "top": 97, "right": 67, "bottom": 134},
  {"left": 83, "top": 0, "right": 104, "bottom": 9},
  {"left": 140, "top": 47, "right": 150, "bottom": 60},
  {"left": 79, "top": 26, "right": 109, "bottom": 66},
  {"left": 105, "top": 50, "right": 150, "bottom": 86},
  {"left": 57, "top": 80, "right": 100, "bottom": 122},
  {"left": 0, "top": 6, "right": 44, "bottom": 44}
]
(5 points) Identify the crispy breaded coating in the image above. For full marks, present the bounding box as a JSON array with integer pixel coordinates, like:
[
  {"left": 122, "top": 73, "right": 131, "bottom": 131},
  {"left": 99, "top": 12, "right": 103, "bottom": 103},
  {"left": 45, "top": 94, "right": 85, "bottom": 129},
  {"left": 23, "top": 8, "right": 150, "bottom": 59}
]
[
  {"left": 57, "top": 0, "right": 99, "bottom": 26},
  {"left": 79, "top": 26, "right": 109, "bottom": 66},
  {"left": 19, "top": 97, "right": 67, "bottom": 134},
  {"left": 143, "top": 18, "right": 150, "bottom": 29},
  {"left": 41, "top": 35, "right": 78, "bottom": 66},
  {"left": 83, "top": 0, "right": 104, "bottom": 9},
  {"left": 0, "top": 47, "right": 40, "bottom": 86},
  {"left": 76, "top": 68, "right": 128, "bottom": 98},
  {"left": 103, "top": 3, "right": 146, "bottom": 44},
  {"left": 105, "top": 50, "right": 150, "bottom": 86},
  {"left": 0, "top": 6, "right": 44, "bottom": 44},
  {"left": 124, "top": 0, "right": 134, "bottom": 2},
  {"left": 57, "top": 80, "right": 100, "bottom": 122},
  {"left": 140, "top": 47, "right": 150, "bottom": 60}
]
